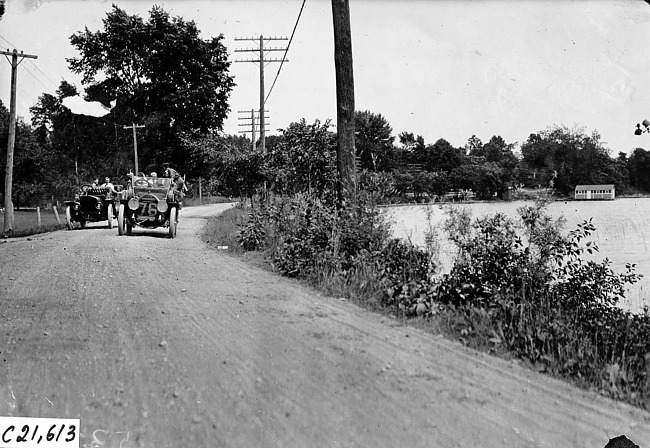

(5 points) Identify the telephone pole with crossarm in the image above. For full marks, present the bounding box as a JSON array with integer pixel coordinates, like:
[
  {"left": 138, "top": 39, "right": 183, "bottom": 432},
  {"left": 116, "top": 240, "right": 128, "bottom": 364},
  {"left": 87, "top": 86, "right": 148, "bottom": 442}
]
[
  {"left": 234, "top": 35, "right": 288, "bottom": 153},
  {"left": 1, "top": 49, "right": 38, "bottom": 234},
  {"left": 123, "top": 123, "right": 145, "bottom": 175}
]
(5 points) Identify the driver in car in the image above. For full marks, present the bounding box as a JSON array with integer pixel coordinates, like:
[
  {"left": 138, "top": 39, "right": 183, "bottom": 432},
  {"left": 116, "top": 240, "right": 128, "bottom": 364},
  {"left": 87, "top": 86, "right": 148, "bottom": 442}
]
[{"left": 102, "top": 177, "right": 117, "bottom": 195}]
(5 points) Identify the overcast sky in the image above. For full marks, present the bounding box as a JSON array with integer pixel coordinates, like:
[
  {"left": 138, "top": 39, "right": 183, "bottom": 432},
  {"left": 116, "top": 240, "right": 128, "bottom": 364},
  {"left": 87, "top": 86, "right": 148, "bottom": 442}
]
[{"left": 1, "top": 0, "right": 650, "bottom": 155}]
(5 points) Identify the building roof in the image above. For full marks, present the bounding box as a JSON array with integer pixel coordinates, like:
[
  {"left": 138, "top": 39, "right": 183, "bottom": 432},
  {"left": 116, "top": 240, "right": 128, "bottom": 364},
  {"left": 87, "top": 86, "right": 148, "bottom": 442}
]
[{"left": 574, "top": 184, "right": 615, "bottom": 190}]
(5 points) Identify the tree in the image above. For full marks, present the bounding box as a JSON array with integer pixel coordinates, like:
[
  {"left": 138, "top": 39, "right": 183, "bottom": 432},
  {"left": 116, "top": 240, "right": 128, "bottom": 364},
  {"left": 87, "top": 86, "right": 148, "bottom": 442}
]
[
  {"left": 67, "top": 5, "right": 235, "bottom": 169},
  {"left": 0, "top": 100, "right": 50, "bottom": 207},
  {"left": 521, "top": 125, "right": 616, "bottom": 194},
  {"left": 30, "top": 81, "right": 134, "bottom": 187},
  {"left": 420, "top": 138, "right": 463, "bottom": 173},
  {"left": 397, "top": 131, "right": 425, "bottom": 167},
  {"left": 628, "top": 148, "right": 650, "bottom": 192},
  {"left": 354, "top": 110, "right": 395, "bottom": 171},
  {"left": 267, "top": 119, "right": 337, "bottom": 199}
]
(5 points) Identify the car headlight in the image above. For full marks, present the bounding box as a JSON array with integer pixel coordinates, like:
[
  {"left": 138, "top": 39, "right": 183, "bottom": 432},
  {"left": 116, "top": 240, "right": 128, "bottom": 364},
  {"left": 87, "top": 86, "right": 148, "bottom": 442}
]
[
  {"left": 73, "top": 204, "right": 79, "bottom": 210},
  {"left": 95, "top": 203, "right": 102, "bottom": 210},
  {"left": 157, "top": 200, "right": 168, "bottom": 213},
  {"left": 128, "top": 198, "right": 139, "bottom": 210}
]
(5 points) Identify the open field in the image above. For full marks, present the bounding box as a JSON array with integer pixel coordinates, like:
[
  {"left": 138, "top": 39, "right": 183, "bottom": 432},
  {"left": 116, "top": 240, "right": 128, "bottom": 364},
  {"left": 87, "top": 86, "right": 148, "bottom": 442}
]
[
  {"left": 388, "top": 198, "right": 650, "bottom": 312},
  {"left": 1, "top": 207, "right": 66, "bottom": 232}
]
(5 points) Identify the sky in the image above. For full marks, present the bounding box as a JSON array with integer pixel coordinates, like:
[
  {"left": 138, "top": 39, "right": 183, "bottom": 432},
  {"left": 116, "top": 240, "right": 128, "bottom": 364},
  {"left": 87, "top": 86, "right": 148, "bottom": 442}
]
[{"left": 1, "top": 0, "right": 650, "bottom": 156}]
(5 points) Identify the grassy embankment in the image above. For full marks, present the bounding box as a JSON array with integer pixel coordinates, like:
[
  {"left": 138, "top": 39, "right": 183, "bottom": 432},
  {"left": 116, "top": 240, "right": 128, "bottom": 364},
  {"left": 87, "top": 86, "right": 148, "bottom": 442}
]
[
  {"left": 1, "top": 208, "right": 67, "bottom": 238},
  {"left": 201, "top": 197, "right": 650, "bottom": 412}
]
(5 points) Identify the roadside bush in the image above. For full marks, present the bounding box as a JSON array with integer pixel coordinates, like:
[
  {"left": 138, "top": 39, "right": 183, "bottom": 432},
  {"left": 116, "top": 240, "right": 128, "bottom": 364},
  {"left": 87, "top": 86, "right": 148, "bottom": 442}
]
[
  {"left": 233, "top": 190, "right": 439, "bottom": 314},
  {"left": 375, "top": 238, "right": 435, "bottom": 314},
  {"left": 237, "top": 207, "right": 268, "bottom": 251},
  {"left": 433, "top": 201, "right": 649, "bottom": 408},
  {"left": 270, "top": 193, "right": 391, "bottom": 277}
]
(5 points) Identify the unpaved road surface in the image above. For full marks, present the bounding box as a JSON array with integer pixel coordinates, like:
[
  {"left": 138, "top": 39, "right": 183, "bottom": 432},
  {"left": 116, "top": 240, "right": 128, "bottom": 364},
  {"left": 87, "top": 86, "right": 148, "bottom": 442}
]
[{"left": 1, "top": 203, "right": 650, "bottom": 448}]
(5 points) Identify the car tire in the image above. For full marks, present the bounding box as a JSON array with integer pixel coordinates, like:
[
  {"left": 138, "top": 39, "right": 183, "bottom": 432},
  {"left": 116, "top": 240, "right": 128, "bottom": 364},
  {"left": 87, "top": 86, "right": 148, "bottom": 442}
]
[
  {"left": 168, "top": 207, "right": 177, "bottom": 239},
  {"left": 107, "top": 203, "right": 114, "bottom": 229},
  {"left": 65, "top": 205, "right": 74, "bottom": 230},
  {"left": 118, "top": 203, "right": 125, "bottom": 236}
]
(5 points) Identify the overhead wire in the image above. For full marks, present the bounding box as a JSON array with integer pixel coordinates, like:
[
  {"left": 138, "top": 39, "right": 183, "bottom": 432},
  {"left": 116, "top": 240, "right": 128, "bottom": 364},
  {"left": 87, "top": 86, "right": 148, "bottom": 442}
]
[
  {"left": 0, "top": 33, "right": 58, "bottom": 95},
  {"left": 264, "top": 0, "right": 306, "bottom": 105}
]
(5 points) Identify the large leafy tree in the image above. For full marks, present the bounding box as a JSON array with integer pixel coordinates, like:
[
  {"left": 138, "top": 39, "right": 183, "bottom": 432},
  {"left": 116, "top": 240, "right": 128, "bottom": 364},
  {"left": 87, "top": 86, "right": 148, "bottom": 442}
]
[
  {"left": 420, "top": 138, "right": 464, "bottom": 173},
  {"left": 521, "top": 125, "right": 617, "bottom": 194},
  {"left": 628, "top": 148, "right": 650, "bottom": 192},
  {"left": 397, "top": 131, "right": 425, "bottom": 167},
  {"left": 354, "top": 110, "right": 395, "bottom": 171},
  {"left": 30, "top": 81, "right": 133, "bottom": 188},
  {"left": 67, "top": 4, "right": 235, "bottom": 168},
  {"left": 0, "top": 100, "right": 51, "bottom": 207},
  {"left": 267, "top": 119, "right": 337, "bottom": 199}
]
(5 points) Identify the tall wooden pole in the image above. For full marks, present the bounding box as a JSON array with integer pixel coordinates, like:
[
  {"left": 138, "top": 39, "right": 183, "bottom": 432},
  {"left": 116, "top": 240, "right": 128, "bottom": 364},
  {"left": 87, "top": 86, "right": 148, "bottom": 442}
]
[
  {"left": 251, "top": 108, "right": 256, "bottom": 151},
  {"left": 1, "top": 49, "right": 38, "bottom": 234},
  {"left": 123, "top": 123, "right": 144, "bottom": 174},
  {"left": 234, "top": 35, "right": 287, "bottom": 152},
  {"left": 331, "top": 0, "right": 356, "bottom": 207},
  {"left": 259, "top": 35, "right": 266, "bottom": 153}
]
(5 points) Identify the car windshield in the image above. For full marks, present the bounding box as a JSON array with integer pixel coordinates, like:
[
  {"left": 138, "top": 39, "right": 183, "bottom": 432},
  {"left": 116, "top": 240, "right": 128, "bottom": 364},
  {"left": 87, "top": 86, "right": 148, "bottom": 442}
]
[{"left": 133, "top": 176, "right": 172, "bottom": 189}]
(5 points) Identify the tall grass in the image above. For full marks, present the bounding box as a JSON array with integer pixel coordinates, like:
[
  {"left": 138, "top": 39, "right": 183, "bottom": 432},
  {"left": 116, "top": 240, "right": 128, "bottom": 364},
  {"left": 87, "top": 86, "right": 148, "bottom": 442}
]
[{"left": 1, "top": 209, "right": 67, "bottom": 238}]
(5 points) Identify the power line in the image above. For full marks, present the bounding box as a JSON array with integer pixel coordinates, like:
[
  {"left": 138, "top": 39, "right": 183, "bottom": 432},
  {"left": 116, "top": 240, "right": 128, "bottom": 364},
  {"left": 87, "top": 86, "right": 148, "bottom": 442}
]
[
  {"left": 1, "top": 33, "right": 59, "bottom": 94},
  {"left": 0, "top": 34, "right": 15, "bottom": 48},
  {"left": 264, "top": 0, "right": 306, "bottom": 105},
  {"left": 21, "top": 64, "right": 56, "bottom": 95},
  {"left": 26, "top": 59, "right": 58, "bottom": 90}
]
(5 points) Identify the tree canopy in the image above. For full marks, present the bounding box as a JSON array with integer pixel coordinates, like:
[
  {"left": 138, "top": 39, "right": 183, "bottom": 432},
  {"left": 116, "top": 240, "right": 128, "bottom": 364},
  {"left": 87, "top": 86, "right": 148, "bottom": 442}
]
[
  {"left": 67, "top": 4, "right": 235, "bottom": 135},
  {"left": 354, "top": 110, "right": 395, "bottom": 171},
  {"left": 521, "top": 125, "right": 615, "bottom": 194}
]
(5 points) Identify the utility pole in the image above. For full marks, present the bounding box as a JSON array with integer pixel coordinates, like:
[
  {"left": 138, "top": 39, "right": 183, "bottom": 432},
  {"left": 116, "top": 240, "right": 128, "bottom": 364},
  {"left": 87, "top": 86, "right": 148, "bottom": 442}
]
[
  {"left": 234, "top": 35, "right": 287, "bottom": 153},
  {"left": 237, "top": 109, "right": 269, "bottom": 151},
  {"left": 123, "top": 123, "right": 145, "bottom": 174},
  {"left": 1, "top": 49, "right": 38, "bottom": 234},
  {"left": 331, "top": 0, "right": 356, "bottom": 207}
]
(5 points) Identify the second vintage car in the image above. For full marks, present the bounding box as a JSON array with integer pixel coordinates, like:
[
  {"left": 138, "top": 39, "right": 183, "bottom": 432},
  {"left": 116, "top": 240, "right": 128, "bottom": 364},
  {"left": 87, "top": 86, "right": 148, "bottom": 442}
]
[
  {"left": 117, "top": 174, "right": 181, "bottom": 238},
  {"left": 65, "top": 184, "right": 121, "bottom": 230}
]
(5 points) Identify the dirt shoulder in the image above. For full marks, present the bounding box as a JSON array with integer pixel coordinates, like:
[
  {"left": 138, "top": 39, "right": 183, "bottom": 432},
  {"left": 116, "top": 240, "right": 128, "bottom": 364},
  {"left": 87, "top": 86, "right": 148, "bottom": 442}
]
[{"left": 1, "top": 203, "right": 648, "bottom": 448}]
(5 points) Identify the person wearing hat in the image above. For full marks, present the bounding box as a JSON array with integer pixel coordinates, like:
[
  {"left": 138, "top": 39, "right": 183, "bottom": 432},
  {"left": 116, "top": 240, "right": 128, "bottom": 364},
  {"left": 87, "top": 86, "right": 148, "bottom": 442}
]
[{"left": 162, "top": 163, "right": 185, "bottom": 202}]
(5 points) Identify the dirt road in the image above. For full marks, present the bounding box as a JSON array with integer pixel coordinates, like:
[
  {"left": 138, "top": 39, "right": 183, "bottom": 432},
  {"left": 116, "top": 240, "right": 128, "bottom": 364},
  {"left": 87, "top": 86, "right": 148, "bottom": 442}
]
[{"left": 1, "top": 203, "right": 649, "bottom": 448}]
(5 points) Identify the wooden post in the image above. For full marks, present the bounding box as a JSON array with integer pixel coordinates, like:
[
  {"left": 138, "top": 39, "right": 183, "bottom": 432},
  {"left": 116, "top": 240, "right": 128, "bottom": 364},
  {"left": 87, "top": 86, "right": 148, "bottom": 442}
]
[
  {"left": 331, "top": 0, "right": 356, "bottom": 207},
  {"left": 37, "top": 207, "right": 41, "bottom": 226},
  {"left": 198, "top": 178, "right": 202, "bottom": 202},
  {"left": 52, "top": 206, "right": 61, "bottom": 224}
]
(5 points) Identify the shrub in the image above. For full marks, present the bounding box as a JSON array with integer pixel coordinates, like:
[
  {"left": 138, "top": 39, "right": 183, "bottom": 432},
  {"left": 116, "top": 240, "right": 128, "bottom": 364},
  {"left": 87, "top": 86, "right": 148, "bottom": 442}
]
[
  {"left": 433, "top": 201, "right": 649, "bottom": 408},
  {"left": 237, "top": 207, "right": 268, "bottom": 251}
]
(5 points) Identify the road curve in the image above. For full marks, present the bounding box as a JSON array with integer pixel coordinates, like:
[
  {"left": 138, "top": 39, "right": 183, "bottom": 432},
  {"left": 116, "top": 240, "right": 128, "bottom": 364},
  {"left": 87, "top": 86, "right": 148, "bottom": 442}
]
[{"left": 1, "top": 203, "right": 649, "bottom": 448}]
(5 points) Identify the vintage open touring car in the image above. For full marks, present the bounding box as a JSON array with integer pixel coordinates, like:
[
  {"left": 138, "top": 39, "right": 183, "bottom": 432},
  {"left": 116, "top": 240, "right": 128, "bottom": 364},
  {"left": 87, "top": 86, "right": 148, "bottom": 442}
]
[
  {"left": 64, "top": 184, "right": 121, "bottom": 230},
  {"left": 117, "top": 174, "right": 181, "bottom": 238}
]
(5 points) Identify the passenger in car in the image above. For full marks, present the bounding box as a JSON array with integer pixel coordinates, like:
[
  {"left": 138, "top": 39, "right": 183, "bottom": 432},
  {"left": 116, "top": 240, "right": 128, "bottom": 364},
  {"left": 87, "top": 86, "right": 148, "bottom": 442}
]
[{"left": 162, "top": 163, "right": 185, "bottom": 201}]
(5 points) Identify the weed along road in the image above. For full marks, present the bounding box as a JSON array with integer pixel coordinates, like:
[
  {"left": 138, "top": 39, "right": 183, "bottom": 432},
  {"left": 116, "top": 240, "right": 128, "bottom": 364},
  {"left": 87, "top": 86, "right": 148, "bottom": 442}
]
[{"left": 1, "top": 203, "right": 649, "bottom": 448}]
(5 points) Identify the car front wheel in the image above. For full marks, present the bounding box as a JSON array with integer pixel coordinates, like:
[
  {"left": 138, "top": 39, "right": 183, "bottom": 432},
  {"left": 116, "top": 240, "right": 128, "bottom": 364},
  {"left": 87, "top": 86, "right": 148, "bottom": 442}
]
[
  {"left": 118, "top": 203, "right": 125, "bottom": 236},
  {"left": 168, "top": 207, "right": 177, "bottom": 239},
  {"left": 65, "top": 205, "right": 74, "bottom": 230},
  {"left": 107, "top": 203, "right": 114, "bottom": 229}
]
